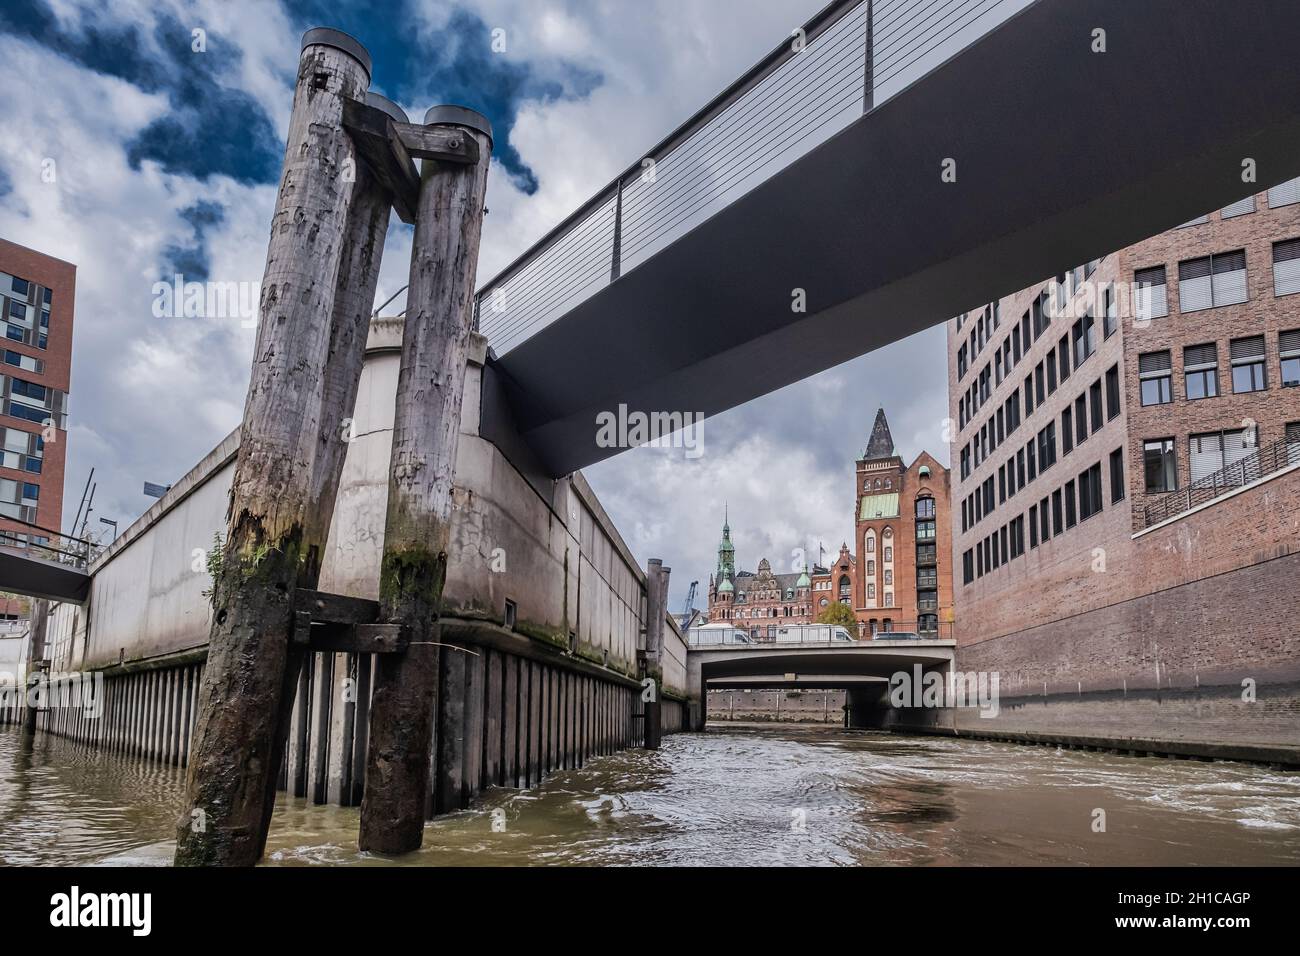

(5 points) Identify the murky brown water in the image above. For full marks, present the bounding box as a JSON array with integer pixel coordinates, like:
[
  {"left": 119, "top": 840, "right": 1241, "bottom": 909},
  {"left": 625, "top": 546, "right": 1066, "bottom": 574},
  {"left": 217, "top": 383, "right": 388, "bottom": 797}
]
[{"left": 3, "top": 724, "right": 1299, "bottom": 866}]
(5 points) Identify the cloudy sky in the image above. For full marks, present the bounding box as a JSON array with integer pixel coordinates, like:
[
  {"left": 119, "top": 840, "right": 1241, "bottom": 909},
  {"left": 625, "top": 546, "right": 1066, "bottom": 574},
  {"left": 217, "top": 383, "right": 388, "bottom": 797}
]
[{"left": 0, "top": 0, "right": 949, "bottom": 612}]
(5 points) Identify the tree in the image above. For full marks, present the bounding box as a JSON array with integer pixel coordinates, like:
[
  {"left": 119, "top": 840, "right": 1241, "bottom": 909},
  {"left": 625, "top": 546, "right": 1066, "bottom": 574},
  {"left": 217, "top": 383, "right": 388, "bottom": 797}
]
[{"left": 816, "top": 602, "right": 857, "bottom": 628}]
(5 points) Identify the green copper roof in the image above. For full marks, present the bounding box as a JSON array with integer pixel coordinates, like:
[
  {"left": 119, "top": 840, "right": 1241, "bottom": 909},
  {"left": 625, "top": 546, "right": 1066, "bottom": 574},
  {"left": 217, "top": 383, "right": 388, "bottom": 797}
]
[
  {"left": 796, "top": 570, "right": 811, "bottom": 587},
  {"left": 859, "top": 492, "right": 899, "bottom": 520},
  {"left": 717, "top": 578, "right": 734, "bottom": 593}
]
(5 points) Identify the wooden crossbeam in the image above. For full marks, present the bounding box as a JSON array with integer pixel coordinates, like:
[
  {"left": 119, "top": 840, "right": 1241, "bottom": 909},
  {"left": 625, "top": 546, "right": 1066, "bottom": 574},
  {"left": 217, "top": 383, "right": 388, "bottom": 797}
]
[
  {"left": 291, "top": 589, "right": 407, "bottom": 654},
  {"left": 392, "top": 122, "right": 480, "bottom": 164},
  {"left": 341, "top": 98, "right": 420, "bottom": 224}
]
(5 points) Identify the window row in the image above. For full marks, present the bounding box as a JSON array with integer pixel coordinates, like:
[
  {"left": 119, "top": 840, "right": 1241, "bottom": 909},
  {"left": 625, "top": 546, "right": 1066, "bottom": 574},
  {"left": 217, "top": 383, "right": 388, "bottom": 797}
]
[
  {"left": 961, "top": 366, "right": 1120, "bottom": 533},
  {"left": 1142, "top": 423, "right": 1300, "bottom": 494},
  {"left": 1138, "top": 330, "right": 1300, "bottom": 407},
  {"left": 1133, "top": 237, "right": 1300, "bottom": 322},
  {"left": 961, "top": 452, "right": 1123, "bottom": 585}
]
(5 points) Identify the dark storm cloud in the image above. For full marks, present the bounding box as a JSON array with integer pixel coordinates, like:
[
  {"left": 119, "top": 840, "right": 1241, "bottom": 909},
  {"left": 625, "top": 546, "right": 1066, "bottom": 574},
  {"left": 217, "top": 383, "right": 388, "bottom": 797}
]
[
  {"left": 283, "top": 1, "right": 602, "bottom": 194},
  {"left": 2, "top": 1, "right": 283, "bottom": 185},
  {"left": 162, "top": 200, "right": 227, "bottom": 281}
]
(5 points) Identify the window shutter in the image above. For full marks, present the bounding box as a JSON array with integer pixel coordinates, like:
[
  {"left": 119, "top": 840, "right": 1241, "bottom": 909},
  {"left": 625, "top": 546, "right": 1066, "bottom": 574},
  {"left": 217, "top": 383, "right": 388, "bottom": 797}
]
[
  {"left": 1274, "top": 239, "right": 1300, "bottom": 296},
  {"left": 1223, "top": 428, "right": 1254, "bottom": 463},
  {"left": 1179, "top": 257, "right": 1213, "bottom": 312},
  {"left": 1178, "top": 214, "right": 1210, "bottom": 228},
  {"left": 1212, "top": 250, "right": 1248, "bottom": 306},
  {"left": 1183, "top": 343, "right": 1217, "bottom": 369},
  {"left": 1135, "top": 266, "right": 1166, "bottom": 287},
  {"left": 1189, "top": 433, "right": 1225, "bottom": 482},
  {"left": 1279, "top": 329, "right": 1300, "bottom": 358},
  {"left": 1269, "top": 176, "right": 1300, "bottom": 209},
  {"left": 1230, "top": 335, "right": 1265, "bottom": 363},
  {"left": 1133, "top": 266, "right": 1167, "bottom": 319},
  {"left": 1221, "top": 196, "right": 1256, "bottom": 218},
  {"left": 1139, "top": 350, "right": 1171, "bottom": 374}
]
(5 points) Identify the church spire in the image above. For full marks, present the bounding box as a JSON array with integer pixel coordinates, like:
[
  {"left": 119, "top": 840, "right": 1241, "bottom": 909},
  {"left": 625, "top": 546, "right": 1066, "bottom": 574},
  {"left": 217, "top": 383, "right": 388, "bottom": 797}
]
[{"left": 865, "top": 407, "right": 895, "bottom": 460}]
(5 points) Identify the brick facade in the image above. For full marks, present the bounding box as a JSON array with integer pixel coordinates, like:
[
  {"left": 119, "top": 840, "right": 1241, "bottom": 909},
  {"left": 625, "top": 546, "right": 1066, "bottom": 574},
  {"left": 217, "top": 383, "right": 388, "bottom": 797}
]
[{"left": 946, "top": 181, "right": 1300, "bottom": 707}]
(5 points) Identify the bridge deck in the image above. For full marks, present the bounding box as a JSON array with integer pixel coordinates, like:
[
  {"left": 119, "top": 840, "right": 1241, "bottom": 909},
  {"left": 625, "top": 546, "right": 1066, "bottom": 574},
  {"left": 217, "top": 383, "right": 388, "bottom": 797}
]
[{"left": 489, "top": 0, "right": 1300, "bottom": 477}]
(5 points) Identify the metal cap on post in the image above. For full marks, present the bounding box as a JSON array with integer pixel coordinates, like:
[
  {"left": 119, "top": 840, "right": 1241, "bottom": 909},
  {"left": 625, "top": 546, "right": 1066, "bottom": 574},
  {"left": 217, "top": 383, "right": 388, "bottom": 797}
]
[
  {"left": 301, "top": 27, "right": 373, "bottom": 81},
  {"left": 423, "top": 105, "right": 494, "bottom": 147},
  {"left": 365, "top": 92, "right": 409, "bottom": 125}
]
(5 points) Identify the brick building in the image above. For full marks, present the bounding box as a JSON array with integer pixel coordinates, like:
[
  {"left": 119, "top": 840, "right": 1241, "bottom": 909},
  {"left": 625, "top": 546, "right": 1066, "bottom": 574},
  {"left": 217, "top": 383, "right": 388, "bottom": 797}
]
[
  {"left": 947, "top": 176, "right": 1300, "bottom": 697},
  {"left": 706, "top": 512, "right": 815, "bottom": 638},
  {"left": 707, "top": 408, "right": 954, "bottom": 639},
  {"left": 0, "top": 239, "right": 74, "bottom": 618},
  {"left": 845, "top": 409, "right": 953, "bottom": 637}
]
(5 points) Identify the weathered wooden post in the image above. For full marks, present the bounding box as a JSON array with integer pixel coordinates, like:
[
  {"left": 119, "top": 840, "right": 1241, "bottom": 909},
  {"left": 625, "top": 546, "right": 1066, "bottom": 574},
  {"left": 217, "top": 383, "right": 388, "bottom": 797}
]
[
  {"left": 643, "top": 560, "right": 669, "bottom": 750},
  {"left": 358, "top": 105, "right": 493, "bottom": 855},
  {"left": 254, "top": 91, "right": 409, "bottom": 851},
  {"left": 20, "top": 599, "right": 49, "bottom": 736},
  {"left": 175, "top": 29, "right": 376, "bottom": 867}
]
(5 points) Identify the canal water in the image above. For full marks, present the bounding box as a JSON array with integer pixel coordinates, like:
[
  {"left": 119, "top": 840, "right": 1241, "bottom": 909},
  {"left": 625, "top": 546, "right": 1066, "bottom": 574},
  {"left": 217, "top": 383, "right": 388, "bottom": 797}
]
[{"left": 3, "top": 724, "right": 1299, "bottom": 866}]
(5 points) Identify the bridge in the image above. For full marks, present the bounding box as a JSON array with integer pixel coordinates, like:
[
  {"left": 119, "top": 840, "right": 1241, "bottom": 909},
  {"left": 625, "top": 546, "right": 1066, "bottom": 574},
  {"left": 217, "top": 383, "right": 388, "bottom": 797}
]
[
  {"left": 7, "top": 0, "right": 1300, "bottom": 864},
  {"left": 686, "top": 638, "right": 956, "bottom": 729},
  {"left": 476, "top": 0, "right": 1300, "bottom": 477}
]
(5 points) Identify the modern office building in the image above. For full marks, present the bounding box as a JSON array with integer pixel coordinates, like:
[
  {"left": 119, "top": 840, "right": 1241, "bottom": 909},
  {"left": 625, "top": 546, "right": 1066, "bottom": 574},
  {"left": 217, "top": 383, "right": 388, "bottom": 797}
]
[
  {"left": 0, "top": 239, "right": 74, "bottom": 553},
  {"left": 947, "top": 177, "right": 1300, "bottom": 703}
]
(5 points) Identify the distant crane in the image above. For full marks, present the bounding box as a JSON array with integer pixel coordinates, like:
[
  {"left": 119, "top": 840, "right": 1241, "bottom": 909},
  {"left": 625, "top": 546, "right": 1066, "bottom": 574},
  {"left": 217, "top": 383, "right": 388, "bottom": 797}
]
[{"left": 681, "top": 580, "right": 698, "bottom": 620}]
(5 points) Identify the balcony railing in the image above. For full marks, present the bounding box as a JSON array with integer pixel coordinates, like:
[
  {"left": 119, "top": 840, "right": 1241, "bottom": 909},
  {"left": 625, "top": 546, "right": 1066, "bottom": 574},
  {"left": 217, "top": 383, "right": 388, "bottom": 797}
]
[{"left": 1141, "top": 437, "right": 1300, "bottom": 529}]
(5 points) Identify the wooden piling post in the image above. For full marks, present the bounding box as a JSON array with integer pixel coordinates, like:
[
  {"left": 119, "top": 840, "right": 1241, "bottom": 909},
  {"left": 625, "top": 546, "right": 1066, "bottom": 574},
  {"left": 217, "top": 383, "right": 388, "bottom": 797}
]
[
  {"left": 21, "top": 599, "right": 49, "bottom": 736},
  {"left": 643, "top": 561, "right": 669, "bottom": 750},
  {"left": 174, "top": 29, "right": 377, "bottom": 867},
  {"left": 358, "top": 106, "right": 493, "bottom": 855}
]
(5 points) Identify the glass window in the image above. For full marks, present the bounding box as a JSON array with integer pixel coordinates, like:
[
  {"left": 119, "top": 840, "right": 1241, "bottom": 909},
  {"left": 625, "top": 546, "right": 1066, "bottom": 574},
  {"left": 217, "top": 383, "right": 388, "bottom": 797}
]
[
  {"left": 1109, "top": 447, "right": 1126, "bottom": 503},
  {"left": 1183, "top": 343, "right": 1219, "bottom": 400},
  {"left": 1230, "top": 335, "right": 1266, "bottom": 393},
  {"left": 1143, "top": 439, "right": 1177, "bottom": 493},
  {"left": 1106, "top": 363, "right": 1122, "bottom": 419},
  {"left": 1281, "top": 329, "right": 1300, "bottom": 387},
  {"left": 1275, "top": 239, "right": 1300, "bottom": 297},
  {"left": 1139, "top": 350, "right": 1173, "bottom": 405}
]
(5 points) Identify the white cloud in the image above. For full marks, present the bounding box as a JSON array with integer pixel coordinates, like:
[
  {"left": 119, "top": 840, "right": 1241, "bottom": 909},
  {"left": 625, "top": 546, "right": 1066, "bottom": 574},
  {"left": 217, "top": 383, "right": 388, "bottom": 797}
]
[{"left": 1, "top": 0, "right": 950, "bottom": 607}]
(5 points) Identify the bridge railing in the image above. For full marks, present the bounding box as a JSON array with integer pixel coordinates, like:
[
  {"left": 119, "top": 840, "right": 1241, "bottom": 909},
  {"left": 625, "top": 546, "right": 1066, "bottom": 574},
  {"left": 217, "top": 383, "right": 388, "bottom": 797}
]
[
  {"left": 0, "top": 517, "right": 99, "bottom": 571},
  {"left": 474, "top": 0, "right": 1031, "bottom": 355},
  {"left": 691, "top": 621, "right": 954, "bottom": 645}
]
